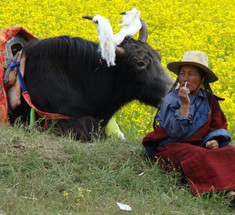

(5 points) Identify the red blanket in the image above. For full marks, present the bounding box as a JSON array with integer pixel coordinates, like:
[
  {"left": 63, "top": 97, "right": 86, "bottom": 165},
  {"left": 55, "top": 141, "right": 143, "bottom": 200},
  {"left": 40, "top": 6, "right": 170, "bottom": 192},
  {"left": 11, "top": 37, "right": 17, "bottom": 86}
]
[
  {"left": 157, "top": 143, "right": 235, "bottom": 196},
  {"left": 0, "top": 26, "right": 34, "bottom": 124},
  {"left": 142, "top": 97, "right": 235, "bottom": 196}
]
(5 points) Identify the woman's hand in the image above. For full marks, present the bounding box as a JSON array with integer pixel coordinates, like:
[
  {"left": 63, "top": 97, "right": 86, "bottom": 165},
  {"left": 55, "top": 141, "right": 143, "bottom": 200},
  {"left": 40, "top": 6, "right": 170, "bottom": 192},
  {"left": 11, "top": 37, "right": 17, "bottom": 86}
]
[
  {"left": 205, "top": 140, "right": 219, "bottom": 149},
  {"left": 178, "top": 86, "right": 190, "bottom": 117},
  {"left": 178, "top": 86, "right": 190, "bottom": 105}
]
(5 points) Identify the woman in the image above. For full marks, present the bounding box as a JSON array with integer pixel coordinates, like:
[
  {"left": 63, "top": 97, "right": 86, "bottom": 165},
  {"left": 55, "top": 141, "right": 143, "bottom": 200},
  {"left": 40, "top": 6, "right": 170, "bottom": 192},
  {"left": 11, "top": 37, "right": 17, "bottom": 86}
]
[{"left": 142, "top": 51, "right": 235, "bottom": 204}]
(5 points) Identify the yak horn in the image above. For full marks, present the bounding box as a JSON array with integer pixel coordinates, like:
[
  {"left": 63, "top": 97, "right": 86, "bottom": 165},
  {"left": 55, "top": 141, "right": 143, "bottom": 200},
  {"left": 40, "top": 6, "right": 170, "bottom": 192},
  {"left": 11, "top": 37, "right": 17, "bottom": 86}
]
[
  {"left": 82, "top": 15, "right": 98, "bottom": 23},
  {"left": 115, "top": 46, "right": 125, "bottom": 57},
  {"left": 115, "top": 18, "right": 149, "bottom": 56},
  {"left": 138, "top": 18, "right": 148, "bottom": 42},
  {"left": 83, "top": 15, "right": 125, "bottom": 57},
  {"left": 119, "top": 12, "right": 148, "bottom": 42},
  {"left": 82, "top": 15, "right": 94, "bottom": 20}
]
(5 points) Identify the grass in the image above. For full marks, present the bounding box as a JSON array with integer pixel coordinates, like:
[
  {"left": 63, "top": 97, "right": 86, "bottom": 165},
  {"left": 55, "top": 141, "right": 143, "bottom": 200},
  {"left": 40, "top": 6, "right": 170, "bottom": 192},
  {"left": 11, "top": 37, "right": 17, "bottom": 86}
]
[{"left": 0, "top": 124, "right": 234, "bottom": 215}]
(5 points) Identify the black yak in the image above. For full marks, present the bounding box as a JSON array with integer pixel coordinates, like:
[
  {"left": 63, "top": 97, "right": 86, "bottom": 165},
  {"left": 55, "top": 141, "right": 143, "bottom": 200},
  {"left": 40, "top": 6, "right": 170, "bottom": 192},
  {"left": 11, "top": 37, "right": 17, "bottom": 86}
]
[{"left": 7, "top": 14, "right": 174, "bottom": 141}]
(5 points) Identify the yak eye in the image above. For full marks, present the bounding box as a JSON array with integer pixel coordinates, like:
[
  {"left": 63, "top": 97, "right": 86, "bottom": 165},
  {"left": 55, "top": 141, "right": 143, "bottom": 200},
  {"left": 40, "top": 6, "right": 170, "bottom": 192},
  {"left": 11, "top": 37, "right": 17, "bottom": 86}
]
[{"left": 136, "top": 61, "right": 145, "bottom": 68}]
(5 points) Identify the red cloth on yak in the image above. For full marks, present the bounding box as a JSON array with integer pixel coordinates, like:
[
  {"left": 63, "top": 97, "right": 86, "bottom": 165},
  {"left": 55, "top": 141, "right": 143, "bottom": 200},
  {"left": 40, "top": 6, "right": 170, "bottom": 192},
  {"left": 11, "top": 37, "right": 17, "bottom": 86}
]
[
  {"left": 0, "top": 26, "right": 34, "bottom": 125},
  {"left": 142, "top": 98, "right": 235, "bottom": 196}
]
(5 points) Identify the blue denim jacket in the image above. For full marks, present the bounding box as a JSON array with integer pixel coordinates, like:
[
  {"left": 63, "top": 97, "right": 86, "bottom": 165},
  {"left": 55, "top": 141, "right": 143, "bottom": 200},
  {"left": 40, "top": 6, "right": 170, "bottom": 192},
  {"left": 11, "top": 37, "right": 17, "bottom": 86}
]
[{"left": 156, "top": 89, "right": 231, "bottom": 147}]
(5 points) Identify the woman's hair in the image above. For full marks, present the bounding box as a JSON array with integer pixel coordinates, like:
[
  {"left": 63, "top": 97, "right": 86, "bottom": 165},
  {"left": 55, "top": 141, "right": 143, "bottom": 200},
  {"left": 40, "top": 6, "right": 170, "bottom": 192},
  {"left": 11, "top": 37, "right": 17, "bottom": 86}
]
[{"left": 152, "top": 66, "right": 226, "bottom": 129}]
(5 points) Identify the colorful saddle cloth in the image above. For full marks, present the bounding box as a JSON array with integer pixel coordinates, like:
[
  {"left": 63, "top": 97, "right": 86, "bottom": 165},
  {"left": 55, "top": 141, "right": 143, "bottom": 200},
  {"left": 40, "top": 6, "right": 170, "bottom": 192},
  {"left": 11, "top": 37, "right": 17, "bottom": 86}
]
[{"left": 0, "top": 26, "right": 35, "bottom": 125}]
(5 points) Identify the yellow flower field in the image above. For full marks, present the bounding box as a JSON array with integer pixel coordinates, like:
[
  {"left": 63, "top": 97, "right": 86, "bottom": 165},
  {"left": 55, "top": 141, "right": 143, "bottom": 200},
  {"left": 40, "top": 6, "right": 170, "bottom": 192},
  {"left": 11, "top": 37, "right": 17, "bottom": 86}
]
[{"left": 0, "top": 0, "right": 234, "bottom": 139}]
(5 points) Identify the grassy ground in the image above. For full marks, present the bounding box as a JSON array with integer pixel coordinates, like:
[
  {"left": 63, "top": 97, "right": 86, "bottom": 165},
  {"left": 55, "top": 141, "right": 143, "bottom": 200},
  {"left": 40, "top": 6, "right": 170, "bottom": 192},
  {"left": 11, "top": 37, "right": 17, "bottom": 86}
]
[
  {"left": 0, "top": 124, "right": 235, "bottom": 215},
  {"left": 0, "top": 1, "right": 234, "bottom": 214}
]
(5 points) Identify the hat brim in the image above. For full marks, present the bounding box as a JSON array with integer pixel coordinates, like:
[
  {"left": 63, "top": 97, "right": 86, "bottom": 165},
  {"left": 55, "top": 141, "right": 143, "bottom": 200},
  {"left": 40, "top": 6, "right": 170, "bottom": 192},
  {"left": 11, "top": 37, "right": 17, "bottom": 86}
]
[{"left": 167, "top": 61, "right": 218, "bottom": 83}]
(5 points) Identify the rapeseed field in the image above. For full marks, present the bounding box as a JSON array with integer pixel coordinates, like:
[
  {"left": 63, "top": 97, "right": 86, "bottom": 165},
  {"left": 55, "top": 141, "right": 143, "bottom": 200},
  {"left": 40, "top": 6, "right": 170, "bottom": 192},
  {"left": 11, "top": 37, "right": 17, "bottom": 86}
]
[{"left": 0, "top": 0, "right": 234, "bottom": 139}]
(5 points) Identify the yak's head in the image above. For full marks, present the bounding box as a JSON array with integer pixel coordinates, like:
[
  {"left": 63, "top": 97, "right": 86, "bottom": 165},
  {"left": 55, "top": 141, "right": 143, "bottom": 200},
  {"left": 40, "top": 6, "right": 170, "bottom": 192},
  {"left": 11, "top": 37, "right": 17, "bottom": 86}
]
[
  {"left": 83, "top": 13, "right": 175, "bottom": 108},
  {"left": 115, "top": 18, "right": 175, "bottom": 107}
]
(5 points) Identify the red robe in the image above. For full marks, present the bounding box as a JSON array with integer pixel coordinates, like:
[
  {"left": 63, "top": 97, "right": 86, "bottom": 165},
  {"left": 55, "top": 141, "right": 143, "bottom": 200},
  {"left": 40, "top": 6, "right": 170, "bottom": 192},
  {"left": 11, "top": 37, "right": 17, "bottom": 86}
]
[{"left": 142, "top": 98, "right": 235, "bottom": 196}]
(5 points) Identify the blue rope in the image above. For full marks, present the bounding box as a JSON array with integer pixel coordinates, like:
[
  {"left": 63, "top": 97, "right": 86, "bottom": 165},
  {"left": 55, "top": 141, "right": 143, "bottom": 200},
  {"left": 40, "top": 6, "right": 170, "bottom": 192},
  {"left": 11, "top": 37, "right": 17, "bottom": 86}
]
[
  {"left": 9, "top": 61, "right": 35, "bottom": 129},
  {"left": 9, "top": 61, "right": 26, "bottom": 92}
]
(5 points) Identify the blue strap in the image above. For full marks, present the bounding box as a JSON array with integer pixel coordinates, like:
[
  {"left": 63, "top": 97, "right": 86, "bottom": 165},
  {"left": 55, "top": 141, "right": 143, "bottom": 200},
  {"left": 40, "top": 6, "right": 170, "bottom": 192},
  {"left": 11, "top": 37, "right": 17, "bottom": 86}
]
[{"left": 9, "top": 61, "right": 26, "bottom": 92}]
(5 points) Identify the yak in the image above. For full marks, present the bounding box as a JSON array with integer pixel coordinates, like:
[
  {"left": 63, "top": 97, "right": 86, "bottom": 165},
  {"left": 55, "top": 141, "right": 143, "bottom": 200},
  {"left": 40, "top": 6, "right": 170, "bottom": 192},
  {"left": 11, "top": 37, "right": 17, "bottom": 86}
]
[{"left": 7, "top": 15, "right": 174, "bottom": 141}]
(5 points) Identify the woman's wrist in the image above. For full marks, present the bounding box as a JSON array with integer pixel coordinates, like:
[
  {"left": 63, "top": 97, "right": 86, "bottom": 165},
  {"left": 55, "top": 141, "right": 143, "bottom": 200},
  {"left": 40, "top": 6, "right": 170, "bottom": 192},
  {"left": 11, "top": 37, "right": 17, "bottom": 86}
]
[{"left": 180, "top": 103, "right": 190, "bottom": 117}]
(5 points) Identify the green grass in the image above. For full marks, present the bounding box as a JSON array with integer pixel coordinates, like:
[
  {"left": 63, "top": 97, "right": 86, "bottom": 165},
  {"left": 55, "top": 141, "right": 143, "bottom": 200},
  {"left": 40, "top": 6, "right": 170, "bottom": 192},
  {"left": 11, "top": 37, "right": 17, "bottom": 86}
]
[{"left": 0, "top": 124, "right": 234, "bottom": 215}]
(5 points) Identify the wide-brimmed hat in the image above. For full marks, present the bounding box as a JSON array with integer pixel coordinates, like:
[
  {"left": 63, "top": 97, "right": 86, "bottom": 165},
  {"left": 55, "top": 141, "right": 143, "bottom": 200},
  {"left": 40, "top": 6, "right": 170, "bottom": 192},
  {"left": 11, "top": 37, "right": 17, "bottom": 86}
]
[{"left": 167, "top": 51, "right": 218, "bottom": 83}]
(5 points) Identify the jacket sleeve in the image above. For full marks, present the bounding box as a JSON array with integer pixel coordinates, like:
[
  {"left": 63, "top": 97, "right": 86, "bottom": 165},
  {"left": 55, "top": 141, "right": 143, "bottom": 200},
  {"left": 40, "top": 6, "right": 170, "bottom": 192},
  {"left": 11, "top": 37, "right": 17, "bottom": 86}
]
[
  {"left": 157, "top": 91, "right": 193, "bottom": 138},
  {"left": 201, "top": 97, "right": 231, "bottom": 148},
  {"left": 201, "top": 129, "right": 231, "bottom": 147}
]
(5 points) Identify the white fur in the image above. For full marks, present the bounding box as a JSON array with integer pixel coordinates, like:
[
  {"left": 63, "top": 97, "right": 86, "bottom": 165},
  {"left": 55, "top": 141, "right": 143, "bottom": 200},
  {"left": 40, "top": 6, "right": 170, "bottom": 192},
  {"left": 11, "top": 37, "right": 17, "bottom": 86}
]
[
  {"left": 92, "top": 9, "right": 142, "bottom": 67},
  {"left": 92, "top": 15, "right": 116, "bottom": 67},
  {"left": 113, "top": 8, "right": 142, "bottom": 45}
]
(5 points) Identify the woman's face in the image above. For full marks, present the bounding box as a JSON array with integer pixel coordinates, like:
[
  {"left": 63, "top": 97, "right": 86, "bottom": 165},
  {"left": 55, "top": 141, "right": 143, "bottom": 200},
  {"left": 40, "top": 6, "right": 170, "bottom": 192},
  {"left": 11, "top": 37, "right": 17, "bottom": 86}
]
[{"left": 178, "top": 65, "right": 203, "bottom": 95}]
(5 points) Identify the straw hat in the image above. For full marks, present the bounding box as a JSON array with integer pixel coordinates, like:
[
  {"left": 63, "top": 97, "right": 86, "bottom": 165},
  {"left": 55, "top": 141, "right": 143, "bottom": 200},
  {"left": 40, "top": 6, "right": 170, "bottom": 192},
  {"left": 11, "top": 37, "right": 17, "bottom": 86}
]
[{"left": 167, "top": 51, "right": 218, "bottom": 83}]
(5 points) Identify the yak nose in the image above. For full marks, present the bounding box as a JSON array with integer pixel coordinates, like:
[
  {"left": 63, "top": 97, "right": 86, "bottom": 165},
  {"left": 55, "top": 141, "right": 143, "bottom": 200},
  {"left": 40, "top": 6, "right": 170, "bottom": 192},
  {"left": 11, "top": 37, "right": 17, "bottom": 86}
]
[{"left": 166, "top": 73, "right": 175, "bottom": 91}]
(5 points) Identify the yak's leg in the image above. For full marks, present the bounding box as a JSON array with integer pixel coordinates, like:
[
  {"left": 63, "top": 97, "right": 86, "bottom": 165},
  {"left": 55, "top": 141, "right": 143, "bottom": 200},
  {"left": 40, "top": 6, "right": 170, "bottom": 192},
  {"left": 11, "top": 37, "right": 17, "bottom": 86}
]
[
  {"left": 50, "top": 116, "right": 105, "bottom": 141},
  {"left": 29, "top": 109, "right": 124, "bottom": 141},
  {"left": 56, "top": 116, "right": 125, "bottom": 141}
]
